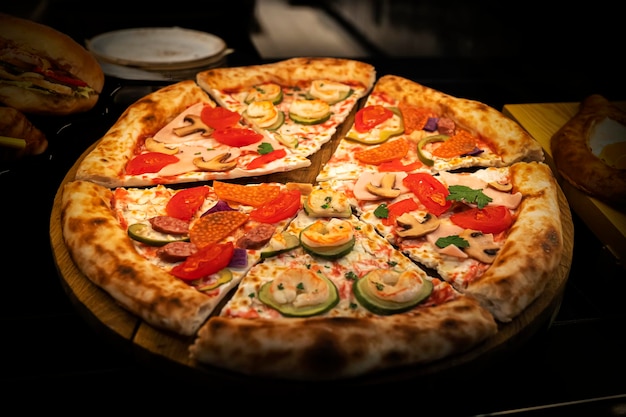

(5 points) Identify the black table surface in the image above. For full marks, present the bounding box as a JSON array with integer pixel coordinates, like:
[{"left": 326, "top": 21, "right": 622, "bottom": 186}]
[{"left": 2, "top": 5, "right": 626, "bottom": 414}]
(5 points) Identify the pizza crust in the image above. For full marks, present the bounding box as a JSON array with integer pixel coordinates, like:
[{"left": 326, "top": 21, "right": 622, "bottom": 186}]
[
  {"left": 196, "top": 57, "right": 376, "bottom": 97},
  {"left": 551, "top": 94, "right": 626, "bottom": 208},
  {"left": 190, "top": 296, "right": 496, "bottom": 381},
  {"left": 462, "top": 162, "right": 563, "bottom": 322},
  {"left": 60, "top": 180, "right": 216, "bottom": 336},
  {"left": 374, "top": 75, "right": 545, "bottom": 165}
]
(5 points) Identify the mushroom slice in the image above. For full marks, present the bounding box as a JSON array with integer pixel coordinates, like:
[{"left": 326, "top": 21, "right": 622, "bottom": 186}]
[
  {"left": 366, "top": 173, "right": 402, "bottom": 198},
  {"left": 173, "top": 114, "right": 213, "bottom": 137},
  {"left": 458, "top": 229, "right": 501, "bottom": 263},
  {"left": 144, "top": 137, "right": 179, "bottom": 155},
  {"left": 395, "top": 212, "right": 440, "bottom": 238},
  {"left": 193, "top": 153, "right": 237, "bottom": 172},
  {"left": 488, "top": 181, "right": 513, "bottom": 192}
]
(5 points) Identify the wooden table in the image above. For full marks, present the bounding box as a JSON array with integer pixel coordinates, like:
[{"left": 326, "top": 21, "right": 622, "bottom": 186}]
[{"left": 503, "top": 102, "right": 626, "bottom": 264}]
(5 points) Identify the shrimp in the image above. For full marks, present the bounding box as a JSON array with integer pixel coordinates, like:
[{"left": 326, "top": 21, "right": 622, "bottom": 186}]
[
  {"left": 245, "top": 83, "right": 282, "bottom": 104},
  {"left": 364, "top": 269, "right": 428, "bottom": 303},
  {"left": 269, "top": 269, "right": 330, "bottom": 308},
  {"left": 245, "top": 100, "right": 280, "bottom": 128},
  {"left": 300, "top": 218, "right": 354, "bottom": 248},
  {"left": 289, "top": 98, "right": 330, "bottom": 119}
]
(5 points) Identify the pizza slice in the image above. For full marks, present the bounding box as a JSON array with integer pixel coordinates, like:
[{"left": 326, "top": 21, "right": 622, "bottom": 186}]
[
  {"left": 60, "top": 179, "right": 308, "bottom": 335},
  {"left": 318, "top": 161, "right": 563, "bottom": 322},
  {"left": 195, "top": 57, "right": 376, "bottom": 158},
  {"left": 189, "top": 203, "right": 498, "bottom": 380},
  {"left": 316, "top": 74, "right": 545, "bottom": 182},
  {"left": 75, "top": 80, "right": 312, "bottom": 188}
]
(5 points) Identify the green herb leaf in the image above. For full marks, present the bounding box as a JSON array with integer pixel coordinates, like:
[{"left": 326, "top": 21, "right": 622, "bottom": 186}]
[
  {"left": 436, "top": 235, "right": 469, "bottom": 249},
  {"left": 446, "top": 185, "right": 493, "bottom": 208},
  {"left": 374, "top": 203, "right": 389, "bottom": 219},
  {"left": 345, "top": 271, "right": 358, "bottom": 281},
  {"left": 257, "top": 142, "right": 274, "bottom": 154}
]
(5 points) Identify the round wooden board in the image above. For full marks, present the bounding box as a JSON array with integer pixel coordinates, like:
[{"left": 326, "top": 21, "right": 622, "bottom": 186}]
[{"left": 50, "top": 141, "right": 574, "bottom": 387}]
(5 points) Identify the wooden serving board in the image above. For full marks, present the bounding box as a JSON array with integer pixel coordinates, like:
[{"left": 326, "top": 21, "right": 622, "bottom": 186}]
[
  {"left": 503, "top": 102, "right": 626, "bottom": 264},
  {"left": 49, "top": 126, "right": 574, "bottom": 387}
]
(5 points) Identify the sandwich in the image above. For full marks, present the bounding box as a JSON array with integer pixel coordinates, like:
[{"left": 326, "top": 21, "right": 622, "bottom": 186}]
[{"left": 0, "top": 13, "right": 104, "bottom": 115}]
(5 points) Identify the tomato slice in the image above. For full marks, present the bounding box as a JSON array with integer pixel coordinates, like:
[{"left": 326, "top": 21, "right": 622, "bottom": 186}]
[
  {"left": 250, "top": 189, "right": 302, "bottom": 223},
  {"left": 213, "top": 127, "right": 263, "bottom": 147},
  {"left": 126, "top": 152, "right": 179, "bottom": 175},
  {"left": 382, "top": 197, "right": 419, "bottom": 226},
  {"left": 35, "top": 67, "right": 88, "bottom": 87},
  {"left": 450, "top": 205, "right": 513, "bottom": 234},
  {"left": 246, "top": 148, "right": 287, "bottom": 170},
  {"left": 201, "top": 106, "right": 241, "bottom": 129},
  {"left": 170, "top": 241, "right": 234, "bottom": 280},
  {"left": 403, "top": 172, "right": 452, "bottom": 216},
  {"left": 166, "top": 186, "right": 210, "bottom": 221},
  {"left": 354, "top": 105, "right": 394, "bottom": 133}
]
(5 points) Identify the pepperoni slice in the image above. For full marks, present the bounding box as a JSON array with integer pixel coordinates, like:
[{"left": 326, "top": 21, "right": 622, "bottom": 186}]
[
  {"left": 398, "top": 102, "right": 436, "bottom": 134},
  {"left": 213, "top": 181, "right": 281, "bottom": 207},
  {"left": 355, "top": 138, "right": 410, "bottom": 165},
  {"left": 431, "top": 130, "right": 478, "bottom": 158},
  {"left": 189, "top": 210, "right": 249, "bottom": 248}
]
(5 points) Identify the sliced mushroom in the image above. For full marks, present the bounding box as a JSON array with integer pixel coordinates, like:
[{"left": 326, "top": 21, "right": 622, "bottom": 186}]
[
  {"left": 395, "top": 212, "right": 440, "bottom": 238},
  {"left": 488, "top": 181, "right": 513, "bottom": 192},
  {"left": 458, "top": 229, "right": 501, "bottom": 263},
  {"left": 366, "top": 173, "right": 402, "bottom": 198},
  {"left": 193, "top": 153, "right": 237, "bottom": 172},
  {"left": 173, "top": 114, "right": 213, "bottom": 137},
  {"left": 144, "top": 137, "right": 179, "bottom": 155}
]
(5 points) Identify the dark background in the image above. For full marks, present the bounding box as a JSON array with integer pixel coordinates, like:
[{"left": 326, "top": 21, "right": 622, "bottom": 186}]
[{"left": 1, "top": 1, "right": 625, "bottom": 414}]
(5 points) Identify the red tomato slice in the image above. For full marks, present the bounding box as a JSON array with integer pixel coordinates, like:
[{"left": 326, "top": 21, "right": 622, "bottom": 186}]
[
  {"left": 170, "top": 241, "right": 234, "bottom": 280},
  {"left": 246, "top": 148, "right": 287, "bottom": 170},
  {"left": 382, "top": 197, "right": 419, "bottom": 226},
  {"left": 213, "top": 127, "right": 263, "bottom": 147},
  {"left": 201, "top": 106, "right": 241, "bottom": 129},
  {"left": 250, "top": 189, "right": 301, "bottom": 223},
  {"left": 166, "top": 186, "right": 210, "bottom": 221},
  {"left": 354, "top": 105, "right": 394, "bottom": 133},
  {"left": 450, "top": 205, "right": 513, "bottom": 234},
  {"left": 403, "top": 172, "right": 452, "bottom": 216},
  {"left": 126, "top": 152, "right": 179, "bottom": 175}
]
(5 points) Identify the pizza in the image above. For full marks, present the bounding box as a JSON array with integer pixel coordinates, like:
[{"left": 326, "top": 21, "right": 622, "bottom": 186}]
[
  {"left": 75, "top": 57, "right": 375, "bottom": 188},
  {"left": 59, "top": 59, "right": 564, "bottom": 381},
  {"left": 550, "top": 94, "right": 626, "bottom": 208}
]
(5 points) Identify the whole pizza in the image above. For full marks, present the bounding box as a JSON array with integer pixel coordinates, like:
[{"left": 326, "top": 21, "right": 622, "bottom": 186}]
[{"left": 59, "top": 57, "right": 564, "bottom": 381}]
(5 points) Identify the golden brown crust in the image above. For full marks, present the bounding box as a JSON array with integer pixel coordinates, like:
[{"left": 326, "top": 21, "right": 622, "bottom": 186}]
[
  {"left": 0, "top": 106, "right": 48, "bottom": 157},
  {"left": 60, "top": 180, "right": 215, "bottom": 336},
  {"left": 75, "top": 80, "right": 214, "bottom": 187},
  {"left": 0, "top": 13, "right": 104, "bottom": 115},
  {"left": 196, "top": 57, "right": 376, "bottom": 96},
  {"left": 374, "top": 75, "right": 544, "bottom": 165},
  {"left": 190, "top": 296, "right": 497, "bottom": 380},
  {"left": 463, "top": 162, "right": 563, "bottom": 322},
  {"left": 551, "top": 94, "right": 626, "bottom": 208}
]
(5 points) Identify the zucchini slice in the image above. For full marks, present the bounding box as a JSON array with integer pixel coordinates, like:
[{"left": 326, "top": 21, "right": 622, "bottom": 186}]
[
  {"left": 353, "top": 269, "right": 433, "bottom": 315},
  {"left": 127, "top": 223, "right": 189, "bottom": 247},
  {"left": 258, "top": 269, "right": 339, "bottom": 317}
]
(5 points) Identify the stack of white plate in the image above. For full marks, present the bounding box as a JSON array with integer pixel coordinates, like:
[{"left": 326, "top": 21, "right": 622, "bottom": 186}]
[{"left": 86, "top": 27, "right": 233, "bottom": 81}]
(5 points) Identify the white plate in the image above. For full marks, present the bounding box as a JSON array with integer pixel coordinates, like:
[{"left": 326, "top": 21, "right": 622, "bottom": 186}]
[{"left": 87, "top": 27, "right": 227, "bottom": 69}]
